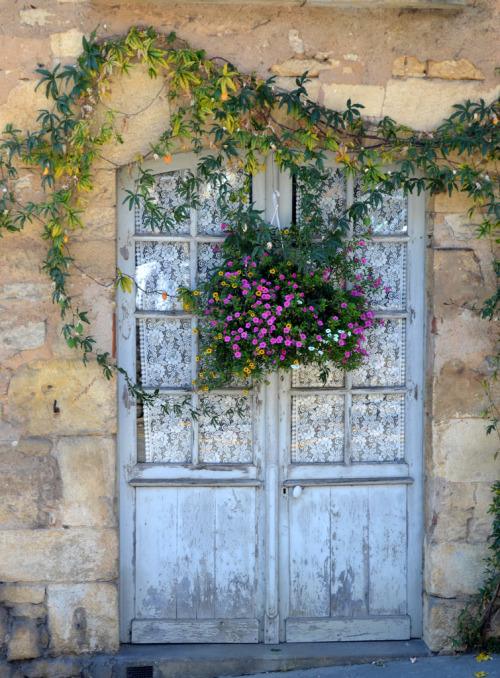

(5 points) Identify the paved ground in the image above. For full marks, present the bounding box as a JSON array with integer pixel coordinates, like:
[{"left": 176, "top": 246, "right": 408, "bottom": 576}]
[{"left": 222, "top": 653, "right": 500, "bottom": 678}]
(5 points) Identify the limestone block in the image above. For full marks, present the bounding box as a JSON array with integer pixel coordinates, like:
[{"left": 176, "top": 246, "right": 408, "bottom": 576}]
[
  {"left": 427, "top": 479, "right": 475, "bottom": 543},
  {"left": 288, "top": 29, "right": 303, "bottom": 55},
  {"left": 47, "top": 583, "right": 118, "bottom": 654},
  {"left": 16, "top": 438, "right": 52, "bottom": 457},
  {"left": 23, "top": 660, "right": 82, "bottom": 678},
  {"left": 7, "top": 620, "right": 41, "bottom": 661},
  {"left": 431, "top": 189, "right": 483, "bottom": 214},
  {"left": 7, "top": 360, "right": 117, "bottom": 436},
  {"left": 67, "top": 239, "right": 116, "bottom": 283},
  {"left": 1, "top": 284, "right": 51, "bottom": 304},
  {"left": 383, "top": 81, "right": 500, "bottom": 131},
  {"left": 423, "top": 594, "right": 464, "bottom": 652},
  {"left": 55, "top": 437, "right": 116, "bottom": 527},
  {"left": 0, "top": 607, "right": 9, "bottom": 649},
  {"left": 427, "top": 59, "right": 485, "bottom": 82},
  {"left": 10, "top": 604, "right": 47, "bottom": 621},
  {"left": 0, "top": 529, "right": 118, "bottom": 582},
  {"left": 425, "top": 541, "right": 489, "bottom": 598},
  {"left": 432, "top": 419, "right": 500, "bottom": 483},
  {"left": 271, "top": 58, "right": 333, "bottom": 78},
  {"left": 322, "top": 83, "right": 385, "bottom": 119},
  {"left": 19, "top": 9, "right": 52, "bottom": 26},
  {"left": 468, "top": 482, "right": 495, "bottom": 542},
  {"left": 0, "top": 586, "right": 45, "bottom": 605},
  {"left": 50, "top": 30, "right": 84, "bottom": 59},
  {"left": 93, "top": 70, "right": 171, "bottom": 167},
  {"left": 432, "top": 311, "right": 496, "bottom": 375},
  {"left": 0, "top": 453, "right": 61, "bottom": 529},
  {"left": 392, "top": 56, "right": 426, "bottom": 79},
  {"left": 0, "top": 322, "right": 46, "bottom": 352},
  {"left": 433, "top": 360, "right": 486, "bottom": 421},
  {"left": 0, "top": 81, "right": 51, "bottom": 135}
]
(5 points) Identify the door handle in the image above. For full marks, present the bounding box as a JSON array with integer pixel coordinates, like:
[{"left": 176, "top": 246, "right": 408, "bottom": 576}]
[{"left": 292, "top": 485, "right": 303, "bottom": 498}]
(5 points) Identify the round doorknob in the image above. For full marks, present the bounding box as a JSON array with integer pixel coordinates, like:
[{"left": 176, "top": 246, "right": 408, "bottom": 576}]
[{"left": 292, "top": 485, "right": 303, "bottom": 498}]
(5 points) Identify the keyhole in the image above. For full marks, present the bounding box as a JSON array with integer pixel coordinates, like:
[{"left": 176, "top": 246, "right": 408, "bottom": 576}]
[{"left": 282, "top": 487, "right": 288, "bottom": 496}]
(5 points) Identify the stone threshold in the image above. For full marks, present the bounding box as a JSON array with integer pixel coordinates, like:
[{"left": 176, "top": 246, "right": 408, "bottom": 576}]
[{"left": 92, "top": 640, "right": 430, "bottom": 678}]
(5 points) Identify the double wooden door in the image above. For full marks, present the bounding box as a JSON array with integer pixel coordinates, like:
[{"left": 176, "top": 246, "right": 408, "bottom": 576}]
[{"left": 117, "top": 154, "right": 425, "bottom": 643}]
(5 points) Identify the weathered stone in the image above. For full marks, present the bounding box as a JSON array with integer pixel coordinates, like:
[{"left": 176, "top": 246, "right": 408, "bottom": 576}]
[
  {"left": 425, "top": 541, "right": 489, "bottom": 598},
  {"left": 0, "top": 662, "right": 13, "bottom": 678},
  {"left": 0, "top": 607, "right": 9, "bottom": 649},
  {"left": 427, "top": 479, "right": 475, "bottom": 543},
  {"left": 272, "top": 77, "right": 321, "bottom": 102},
  {"left": 0, "top": 322, "right": 46, "bottom": 352},
  {"left": 433, "top": 249, "right": 486, "bottom": 310},
  {"left": 0, "top": 453, "right": 61, "bottom": 529},
  {"left": 271, "top": 58, "right": 332, "bottom": 78},
  {"left": 0, "top": 81, "right": 51, "bottom": 133},
  {"left": 7, "top": 620, "right": 41, "bottom": 661},
  {"left": 47, "top": 583, "right": 119, "bottom": 654},
  {"left": 288, "top": 29, "right": 304, "bottom": 54},
  {"left": 468, "top": 482, "right": 495, "bottom": 542},
  {"left": 10, "top": 604, "right": 46, "bottom": 620},
  {"left": 19, "top": 9, "right": 52, "bottom": 27},
  {"left": 433, "top": 310, "right": 496, "bottom": 374},
  {"left": 0, "top": 585, "right": 45, "bottom": 605},
  {"left": 7, "top": 360, "right": 117, "bottom": 436},
  {"left": 392, "top": 56, "right": 427, "bottom": 79},
  {"left": 50, "top": 29, "right": 84, "bottom": 59},
  {"left": 23, "top": 659, "right": 82, "bottom": 678},
  {"left": 433, "top": 360, "right": 486, "bottom": 421},
  {"left": 383, "top": 81, "right": 500, "bottom": 131},
  {"left": 56, "top": 437, "right": 117, "bottom": 527},
  {"left": 432, "top": 419, "right": 500, "bottom": 483},
  {"left": 1, "top": 284, "right": 51, "bottom": 304},
  {"left": 318, "top": 59, "right": 365, "bottom": 85},
  {"left": 17, "top": 438, "right": 53, "bottom": 457},
  {"left": 321, "top": 83, "right": 385, "bottom": 118},
  {"left": 431, "top": 188, "right": 485, "bottom": 214},
  {"left": 0, "top": 529, "right": 118, "bottom": 582},
  {"left": 423, "top": 594, "right": 465, "bottom": 652},
  {"left": 67, "top": 239, "right": 116, "bottom": 282},
  {"left": 427, "top": 58, "right": 485, "bottom": 81}
]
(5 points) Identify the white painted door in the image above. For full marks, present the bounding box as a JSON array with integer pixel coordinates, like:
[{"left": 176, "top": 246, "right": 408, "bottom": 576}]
[{"left": 117, "top": 155, "right": 425, "bottom": 644}]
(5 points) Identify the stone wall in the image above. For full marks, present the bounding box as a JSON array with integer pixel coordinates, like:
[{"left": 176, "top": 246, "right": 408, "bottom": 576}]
[{"left": 0, "top": 0, "right": 499, "bottom": 673}]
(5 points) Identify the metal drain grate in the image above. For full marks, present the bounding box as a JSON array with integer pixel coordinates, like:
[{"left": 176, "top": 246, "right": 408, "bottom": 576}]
[{"left": 126, "top": 667, "right": 153, "bottom": 678}]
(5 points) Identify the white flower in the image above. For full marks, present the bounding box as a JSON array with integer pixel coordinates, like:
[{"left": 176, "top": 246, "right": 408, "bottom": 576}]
[
  {"left": 308, "top": 346, "right": 315, "bottom": 351},
  {"left": 291, "top": 364, "right": 300, "bottom": 369},
  {"left": 267, "top": 242, "right": 272, "bottom": 249},
  {"left": 296, "top": 300, "right": 302, "bottom": 305},
  {"left": 326, "top": 329, "right": 331, "bottom": 334},
  {"left": 318, "top": 350, "right": 324, "bottom": 355}
]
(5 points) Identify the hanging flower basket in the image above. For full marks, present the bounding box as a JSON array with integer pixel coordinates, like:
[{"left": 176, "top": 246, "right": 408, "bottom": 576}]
[{"left": 179, "top": 222, "right": 383, "bottom": 392}]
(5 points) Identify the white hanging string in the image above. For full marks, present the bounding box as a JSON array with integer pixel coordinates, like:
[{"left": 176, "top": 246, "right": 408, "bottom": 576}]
[{"left": 271, "top": 190, "right": 281, "bottom": 230}]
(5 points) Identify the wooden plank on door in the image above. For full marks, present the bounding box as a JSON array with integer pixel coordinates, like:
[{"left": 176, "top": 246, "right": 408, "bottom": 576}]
[
  {"left": 132, "top": 618, "right": 259, "bottom": 643},
  {"left": 215, "top": 488, "right": 257, "bottom": 619},
  {"left": 288, "top": 487, "right": 331, "bottom": 618},
  {"left": 286, "top": 615, "right": 411, "bottom": 642},
  {"left": 136, "top": 488, "right": 178, "bottom": 619}
]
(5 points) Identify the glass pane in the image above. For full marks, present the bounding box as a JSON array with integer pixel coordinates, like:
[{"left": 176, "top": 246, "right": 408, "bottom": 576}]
[
  {"left": 198, "top": 168, "right": 248, "bottom": 235},
  {"left": 291, "top": 395, "right": 344, "bottom": 463},
  {"left": 135, "top": 169, "right": 191, "bottom": 235},
  {"left": 197, "top": 243, "right": 224, "bottom": 283},
  {"left": 351, "top": 394, "right": 405, "bottom": 462},
  {"left": 291, "top": 362, "right": 344, "bottom": 388},
  {"left": 199, "top": 395, "right": 253, "bottom": 463},
  {"left": 138, "top": 318, "right": 192, "bottom": 388},
  {"left": 362, "top": 242, "right": 406, "bottom": 310},
  {"left": 135, "top": 241, "right": 190, "bottom": 311},
  {"left": 297, "top": 167, "right": 347, "bottom": 225},
  {"left": 352, "top": 319, "right": 406, "bottom": 387},
  {"left": 140, "top": 397, "right": 193, "bottom": 463},
  {"left": 353, "top": 184, "right": 408, "bottom": 236}
]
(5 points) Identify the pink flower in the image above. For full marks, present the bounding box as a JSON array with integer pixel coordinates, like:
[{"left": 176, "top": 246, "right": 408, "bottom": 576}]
[
  {"left": 345, "top": 352, "right": 351, "bottom": 358},
  {"left": 280, "top": 355, "right": 285, "bottom": 360},
  {"left": 224, "top": 337, "right": 230, "bottom": 342},
  {"left": 235, "top": 352, "right": 241, "bottom": 358},
  {"left": 318, "top": 320, "right": 323, "bottom": 326},
  {"left": 316, "top": 335, "right": 322, "bottom": 341},
  {"left": 341, "top": 303, "right": 347, "bottom": 308},
  {"left": 296, "top": 341, "right": 302, "bottom": 347},
  {"left": 283, "top": 327, "right": 290, "bottom": 334}
]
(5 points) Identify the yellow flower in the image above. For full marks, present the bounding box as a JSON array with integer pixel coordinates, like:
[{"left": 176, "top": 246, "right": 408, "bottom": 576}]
[
  {"left": 270, "top": 269, "right": 276, "bottom": 274},
  {"left": 232, "top": 284, "right": 237, "bottom": 288},
  {"left": 193, "top": 290, "right": 199, "bottom": 296},
  {"left": 243, "top": 389, "right": 248, "bottom": 394},
  {"left": 199, "top": 372, "right": 204, "bottom": 377},
  {"left": 193, "top": 329, "right": 198, "bottom": 334},
  {"left": 218, "top": 271, "right": 223, "bottom": 276},
  {"left": 218, "top": 333, "right": 223, "bottom": 339},
  {"left": 286, "top": 261, "right": 291, "bottom": 266},
  {"left": 258, "top": 349, "right": 264, "bottom": 355},
  {"left": 195, "top": 356, "right": 200, "bottom": 361},
  {"left": 205, "top": 348, "right": 212, "bottom": 354},
  {"left": 192, "top": 380, "right": 196, "bottom": 385},
  {"left": 250, "top": 311, "right": 255, "bottom": 317},
  {"left": 294, "top": 360, "right": 299, "bottom": 365},
  {"left": 286, "top": 323, "right": 292, "bottom": 328},
  {"left": 284, "top": 229, "right": 289, "bottom": 234},
  {"left": 203, "top": 386, "right": 209, "bottom": 391},
  {"left": 256, "top": 290, "right": 262, "bottom": 296}
]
